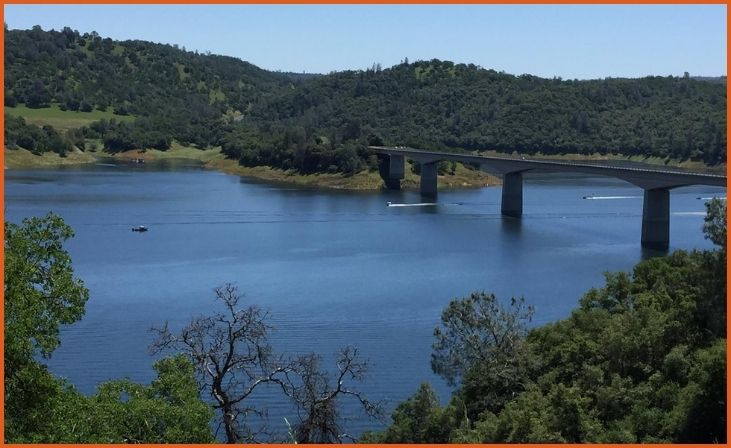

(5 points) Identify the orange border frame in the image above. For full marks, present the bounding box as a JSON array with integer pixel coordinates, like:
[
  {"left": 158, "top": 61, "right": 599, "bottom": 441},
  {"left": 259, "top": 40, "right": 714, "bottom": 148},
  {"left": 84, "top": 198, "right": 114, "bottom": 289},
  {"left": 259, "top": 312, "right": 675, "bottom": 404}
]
[{"left": 0, "top": 2, "right": 728, "bottom": 447}]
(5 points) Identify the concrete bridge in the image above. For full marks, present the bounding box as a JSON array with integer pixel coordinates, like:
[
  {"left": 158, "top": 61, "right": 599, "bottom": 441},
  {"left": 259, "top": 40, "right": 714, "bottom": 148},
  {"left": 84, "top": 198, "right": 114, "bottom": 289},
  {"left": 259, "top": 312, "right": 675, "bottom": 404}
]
[{"left": 370, "top": 146, "right": 727, "bottom": 250}]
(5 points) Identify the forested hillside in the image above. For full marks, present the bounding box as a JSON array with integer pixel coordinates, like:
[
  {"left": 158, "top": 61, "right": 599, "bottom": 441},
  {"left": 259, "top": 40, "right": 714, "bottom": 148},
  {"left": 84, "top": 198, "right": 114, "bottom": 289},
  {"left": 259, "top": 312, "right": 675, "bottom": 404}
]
[
  {"left": 4, "top": 26, "right": 727, "bottom": 175},
  {"left": 260, "top": 61, "right": 726, "bottom": 163},
  {"left": 4, "top": 25, "right": 286, "bottom": 150}
]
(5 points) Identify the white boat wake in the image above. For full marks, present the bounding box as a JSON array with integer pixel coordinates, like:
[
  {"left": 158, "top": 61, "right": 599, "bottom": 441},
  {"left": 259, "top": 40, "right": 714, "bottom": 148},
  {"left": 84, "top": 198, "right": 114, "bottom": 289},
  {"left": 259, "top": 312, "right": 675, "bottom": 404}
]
[
  {"left": 387, "top": 202, "right": 438, "bottom": 207},
  {"left": 583, "top": 195, "right": 641, "bottom": 200}
]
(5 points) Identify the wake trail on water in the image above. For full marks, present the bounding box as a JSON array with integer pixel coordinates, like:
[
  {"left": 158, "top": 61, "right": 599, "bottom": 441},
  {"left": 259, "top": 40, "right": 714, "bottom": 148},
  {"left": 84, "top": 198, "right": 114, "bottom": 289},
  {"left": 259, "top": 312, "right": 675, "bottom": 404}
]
[
  {"left": 387, "top": 202, "right": 438, "bottom": 207},
  {"left": 583, "top": 195, "right": 642, "bottom": 200},
  {"left": 386, "top": 201, "right": 479, "bottom": 207}
]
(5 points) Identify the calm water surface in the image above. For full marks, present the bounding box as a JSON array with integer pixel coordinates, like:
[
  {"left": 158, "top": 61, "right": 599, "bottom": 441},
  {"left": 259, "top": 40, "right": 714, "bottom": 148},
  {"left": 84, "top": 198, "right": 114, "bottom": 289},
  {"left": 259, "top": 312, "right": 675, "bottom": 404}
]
[{"left": 5, "top": 162, "right": 725, "bottom": 436}]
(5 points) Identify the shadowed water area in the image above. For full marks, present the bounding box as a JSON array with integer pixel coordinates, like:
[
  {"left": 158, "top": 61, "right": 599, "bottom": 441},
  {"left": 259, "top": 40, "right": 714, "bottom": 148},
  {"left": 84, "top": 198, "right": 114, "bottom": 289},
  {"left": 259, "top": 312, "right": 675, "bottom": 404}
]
[{"left": 5, "top": 160, "right": 725, "bottom": 437}]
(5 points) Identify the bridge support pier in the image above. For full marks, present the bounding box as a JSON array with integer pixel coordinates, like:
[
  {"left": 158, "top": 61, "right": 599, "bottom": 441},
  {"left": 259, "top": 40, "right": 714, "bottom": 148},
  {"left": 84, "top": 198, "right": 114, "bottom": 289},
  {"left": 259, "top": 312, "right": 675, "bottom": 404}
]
[
  {"left": 641, "top": 188, "right": 670, "bottom": 250},
  {"left": 382, "top": 155, "right": 405, "bottom": 189},
  {"left": 501, "top": 172, "right": 523, "bottom": 217},
  {"left": 420, "top": 161, "right": 439, "bottom": 198}
]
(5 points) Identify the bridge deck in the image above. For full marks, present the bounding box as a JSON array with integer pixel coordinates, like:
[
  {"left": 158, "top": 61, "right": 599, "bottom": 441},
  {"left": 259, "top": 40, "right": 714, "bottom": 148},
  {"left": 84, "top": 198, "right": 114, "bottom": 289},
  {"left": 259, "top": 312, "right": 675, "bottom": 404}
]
[
  {"left": 370, "top": 145, "right": 725, "bottom": 249},
  {"left": 369, "top": 146, "right": 726, "bottom": 189}
]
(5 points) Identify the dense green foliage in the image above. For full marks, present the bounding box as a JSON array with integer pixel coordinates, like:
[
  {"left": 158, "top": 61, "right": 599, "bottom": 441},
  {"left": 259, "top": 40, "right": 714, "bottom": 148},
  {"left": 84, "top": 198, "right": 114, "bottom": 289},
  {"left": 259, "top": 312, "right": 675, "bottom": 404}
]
[
  {"left": 4, "top": 115, "right": 74, "bottom": 155},
  {"left": 5, "top": 26, "right": 726, "bottom": 173},
  {"left": 7, "top": 355, "right": 215, "bottom": 443},
  {"left": 4, "top": 213, "right": 214, "bottom": 443},
  {"left": 4, "top": 213, "right": 89, "bottom": 371},
  {"left": 364, "top": 199, "right": 726, "bottom": 443},
  {"left": 256, "top": 62, "right": 726, "bottom": 165},
  {"left": 5, "top": 25, "right": 282, "bottom": 148},
  {"left": 4, "top": 213, "right": 89, "bottom": 439}
]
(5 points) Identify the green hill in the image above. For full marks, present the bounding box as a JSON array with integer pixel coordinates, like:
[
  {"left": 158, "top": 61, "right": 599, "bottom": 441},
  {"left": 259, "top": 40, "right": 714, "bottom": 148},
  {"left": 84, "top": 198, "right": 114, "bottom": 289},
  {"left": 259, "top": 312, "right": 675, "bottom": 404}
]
[
  {"left": 259, "top": 61, "right": 726, "bottom": 163},
  {"left": 4, "top": 26, "right": 726, "bottom": 174}
]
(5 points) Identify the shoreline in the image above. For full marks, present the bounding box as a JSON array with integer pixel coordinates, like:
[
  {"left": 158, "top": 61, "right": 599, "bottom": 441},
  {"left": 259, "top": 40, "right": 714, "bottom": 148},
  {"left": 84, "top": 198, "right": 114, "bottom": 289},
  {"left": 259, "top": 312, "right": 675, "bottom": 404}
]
[
  {"left": 5, "top": 146, "right": 724, "bottom": 191},
  {"left": 4, "top": 146, "right": 499, "bottom": 191}
]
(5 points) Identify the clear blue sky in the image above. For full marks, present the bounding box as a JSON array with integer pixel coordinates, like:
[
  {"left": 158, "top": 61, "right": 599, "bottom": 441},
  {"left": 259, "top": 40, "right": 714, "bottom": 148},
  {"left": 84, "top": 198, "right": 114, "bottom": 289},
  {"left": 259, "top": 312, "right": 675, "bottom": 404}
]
[{"left": 4, "top": 4, "right": 727, "bottom": 79}]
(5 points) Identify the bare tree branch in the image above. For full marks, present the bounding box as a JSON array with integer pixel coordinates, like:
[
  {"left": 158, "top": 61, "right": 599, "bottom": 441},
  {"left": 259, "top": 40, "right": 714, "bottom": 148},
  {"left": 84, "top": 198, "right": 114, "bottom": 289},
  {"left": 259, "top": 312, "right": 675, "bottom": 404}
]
[
  {"left": 289, "top": 346, "right": 384, "bottom": 444},
  {"left": 150, "top": 283, "right": 294, "bottom": 443}
]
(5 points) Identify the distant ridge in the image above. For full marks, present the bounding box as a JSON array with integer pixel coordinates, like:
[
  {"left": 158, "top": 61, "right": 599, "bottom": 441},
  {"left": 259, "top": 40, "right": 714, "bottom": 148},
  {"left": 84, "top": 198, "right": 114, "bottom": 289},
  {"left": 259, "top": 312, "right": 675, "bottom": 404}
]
[
  {"left": 691, "top": 76, "right": 726, "bottom": 84},
  {"left": 4, "top": 25, "right": 726, "bottom": 174}
]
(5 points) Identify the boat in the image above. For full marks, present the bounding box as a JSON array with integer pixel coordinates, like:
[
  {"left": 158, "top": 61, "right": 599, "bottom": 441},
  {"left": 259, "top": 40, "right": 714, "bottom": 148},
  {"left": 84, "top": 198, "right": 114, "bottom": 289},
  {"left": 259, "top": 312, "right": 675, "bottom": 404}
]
[{"left": 132, "top": 225, "right": 148, "bottom": 232}]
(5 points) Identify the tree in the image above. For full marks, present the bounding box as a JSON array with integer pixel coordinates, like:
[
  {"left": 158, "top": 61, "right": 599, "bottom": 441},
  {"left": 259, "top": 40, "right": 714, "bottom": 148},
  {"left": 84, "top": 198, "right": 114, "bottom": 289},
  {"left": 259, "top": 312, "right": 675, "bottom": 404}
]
[
  {"left": 25, "top": 79, "right": 51, "bottom": 108},
  {"left": 37, "top": 356, "right": 214, "bottom": 443},
  {"left": 290, "top": 347, "right": 382, "bottom": 443},
  {"left": 4, "top": 213, "right": 89, "bottom": 362},
  {"left": 431, "top": 292, "right": 535, "bottom": 419},
  {"left": 152, "top": 284, "right": 382, "bottom": 443},
  {"left": 432, "top": 292, "right": 534, "bottom": 386},
  {"left": 151, "top": 283, "right": 293, "bottom": 443},
  {"left": 703, "top": 197, "right": 726, "bottom": 250},
  {"left": 5, "top": 214, "right": 213, "bottom": 443},
  {"left": 4, "top": 213, "right": 90, "bottom": 439},
  {"left": 364, "top": 383, "right": 442, "bottom": 443},
  {"left": 361, "top": 383, "right": 470, "bottom": 444}
]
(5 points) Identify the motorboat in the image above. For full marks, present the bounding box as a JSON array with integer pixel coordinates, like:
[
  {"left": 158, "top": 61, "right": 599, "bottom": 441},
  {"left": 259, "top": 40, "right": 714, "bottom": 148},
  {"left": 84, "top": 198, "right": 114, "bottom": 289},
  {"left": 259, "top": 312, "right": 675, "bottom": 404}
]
[{"left": 132, "top": 225, "right": 148, "bottom": 232}]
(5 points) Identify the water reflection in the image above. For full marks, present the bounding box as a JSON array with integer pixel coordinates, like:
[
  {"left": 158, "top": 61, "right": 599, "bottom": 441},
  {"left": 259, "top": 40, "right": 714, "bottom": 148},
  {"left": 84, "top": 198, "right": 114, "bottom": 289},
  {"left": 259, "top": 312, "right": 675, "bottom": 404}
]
[
  {"left": 500, "top": 215, "right": 523, "bottom": 239},
  {"left": 640, "top": 246, "right": 670, "bottom": 260}
]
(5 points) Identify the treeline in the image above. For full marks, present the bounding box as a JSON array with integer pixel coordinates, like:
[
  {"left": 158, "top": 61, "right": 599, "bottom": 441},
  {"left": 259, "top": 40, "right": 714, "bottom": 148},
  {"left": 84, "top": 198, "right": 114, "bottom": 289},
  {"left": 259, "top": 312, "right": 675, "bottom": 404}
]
[
  {"left": 83, "top": 118, "right": 172, "bottom": 152},
  {"left": 4, "top": 25, "right": 282, "bottom": 116},
  {"left": 4, "top": 26, "right": 727, "bottom": 172},
  {"left": 4, "top": 115, "right": 172, "bottom": 155},
  {"left": 218, "top": 123, "right": 378, "bottom": 174},
  {"left": 4, "top": 25, "right": 283, "bottom": 149},
  {"left": 363, "top": 199, "right": 727, "bottom": 443},
  {"left": 4, "top": 115, "right": 77, "bottom": 155},
  {"left": 259, "top": 61, "right": 726, "bottom": 164}
]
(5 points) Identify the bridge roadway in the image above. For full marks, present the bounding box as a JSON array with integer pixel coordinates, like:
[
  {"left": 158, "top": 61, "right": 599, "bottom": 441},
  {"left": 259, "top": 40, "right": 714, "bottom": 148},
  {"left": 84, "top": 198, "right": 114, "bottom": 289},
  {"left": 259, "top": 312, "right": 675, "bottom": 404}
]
[{"left": 369, "top": 146, "right": 727, "bottom": 250}]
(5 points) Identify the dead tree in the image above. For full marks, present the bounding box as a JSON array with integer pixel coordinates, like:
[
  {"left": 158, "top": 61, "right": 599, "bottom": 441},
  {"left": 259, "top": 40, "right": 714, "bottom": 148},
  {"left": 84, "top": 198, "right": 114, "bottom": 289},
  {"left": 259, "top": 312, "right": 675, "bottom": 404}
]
[
  {"left": 290, "top": 346, "right": 383, "bottom": 443},
  {"left": 150, "top": 283, "right": 292, "bottom": 443}
]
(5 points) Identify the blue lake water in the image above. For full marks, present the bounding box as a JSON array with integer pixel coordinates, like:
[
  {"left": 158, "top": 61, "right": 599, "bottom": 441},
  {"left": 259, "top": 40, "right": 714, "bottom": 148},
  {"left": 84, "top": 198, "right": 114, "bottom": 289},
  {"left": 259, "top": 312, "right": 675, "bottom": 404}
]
[{"left": 4, "top": 162, "right": 725, "bottom": 437}]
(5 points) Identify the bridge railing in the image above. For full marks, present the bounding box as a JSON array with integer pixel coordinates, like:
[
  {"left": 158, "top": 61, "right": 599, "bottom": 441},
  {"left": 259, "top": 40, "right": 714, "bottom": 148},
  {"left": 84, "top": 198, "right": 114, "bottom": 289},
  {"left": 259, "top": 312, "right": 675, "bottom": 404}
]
[
  {"left": 370, "top": 146, "right": 726, "bottom": 178},
  {"left": 526, "top": 156, "right": 726, "bottom": 176}
]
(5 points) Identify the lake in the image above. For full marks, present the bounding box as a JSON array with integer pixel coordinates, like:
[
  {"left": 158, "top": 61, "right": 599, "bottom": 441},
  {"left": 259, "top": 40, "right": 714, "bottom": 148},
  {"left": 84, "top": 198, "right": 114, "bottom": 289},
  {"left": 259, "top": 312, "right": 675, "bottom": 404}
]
[{"left": 4, "top": 161, "right": 725, "bottom": 437}]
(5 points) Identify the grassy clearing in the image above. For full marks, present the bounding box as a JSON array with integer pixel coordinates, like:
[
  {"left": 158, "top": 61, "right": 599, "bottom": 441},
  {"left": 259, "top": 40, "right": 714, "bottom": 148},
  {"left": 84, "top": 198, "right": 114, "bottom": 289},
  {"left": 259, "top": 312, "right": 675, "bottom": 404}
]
[
  {"left": 4, "top": 147, "right": 97, "bottom": 169},
  {"left": 206, "top": 159, "right": 387, "bottom": 190},
  {"left": 5, "top": 104, "right": 134, "bottom": 131},
  {"left": 401, "top": 161, "right": 498, "bottom": 189},
  {"left": 113, "top": 143, "right": 225, "bottom": 163},
  {"left": 3, "top": 142, "right": 220, "bottom": 170},
  {"left": 207, "top": 158, "right": 497, "bottom": 191}
]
